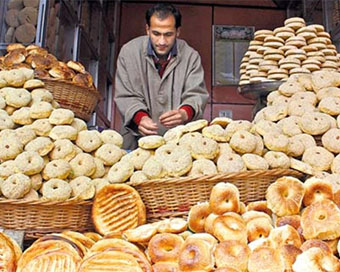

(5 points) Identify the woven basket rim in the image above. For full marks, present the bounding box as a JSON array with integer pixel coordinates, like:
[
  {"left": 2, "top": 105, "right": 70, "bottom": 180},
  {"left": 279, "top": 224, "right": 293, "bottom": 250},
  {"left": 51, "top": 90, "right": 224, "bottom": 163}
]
[
  {"left": 0, "top": 197, "right": 93, "bottom": 206},
  {"left": 127, "top": 168, "right": 304, "bottom": 187},
  {"left": 41, "top": 77, "right": 101, "bottom": 99}
]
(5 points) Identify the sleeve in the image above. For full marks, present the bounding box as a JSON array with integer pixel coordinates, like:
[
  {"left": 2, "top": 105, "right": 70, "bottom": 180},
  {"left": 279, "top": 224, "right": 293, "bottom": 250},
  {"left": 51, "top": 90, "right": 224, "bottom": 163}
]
[
  {"left": 179, "top": 51, "right": 209, "bottom": 119},
  {"left": 114, "top": 48, "right": 149, "bottom": 135}
]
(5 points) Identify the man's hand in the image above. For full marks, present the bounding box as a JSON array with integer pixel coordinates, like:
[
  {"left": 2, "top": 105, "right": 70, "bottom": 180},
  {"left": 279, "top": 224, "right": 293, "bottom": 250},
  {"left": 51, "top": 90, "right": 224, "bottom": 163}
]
[
  {"left": 138, "top": 116, "right": 158, "bottom": 136},
  {"left": 159, "top": 109, "right": 188, "bottom": 129}
]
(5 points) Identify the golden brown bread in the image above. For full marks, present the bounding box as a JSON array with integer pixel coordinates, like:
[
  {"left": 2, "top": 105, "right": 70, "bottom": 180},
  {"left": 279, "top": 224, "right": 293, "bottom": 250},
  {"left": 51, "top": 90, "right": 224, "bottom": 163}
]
[
  {"left": 92, "top": 184, "right": 146, "bottom": 235},
  {"left": 246, "top": 200, "right": 272, "bottom": 217},
  {"left": 279, "top": 244, "right": 302, "bottom": 272},
  {"left": 301, "top": 199, "right": 340, "bottom": 240},
  {"left": 152, "top": 262, "right": 179, "bottom": 272},
  {"left": 16, "top": 237, "right": 82, "bottom": 272},
  {"left": 213, "top": 212, "right": 247, "bottom": 243},
  {"left": 148, "top": 233, "right": 184, "bottom": 263},
  {"left": 188, "top": 202, "right": 211, "bottom": 233},
  {"left": 0, "top": 232, "right": 18, "bottom": 272},
  {"left": 49, "top": 65, "right": 76, "bottom": 80},
  {"left": 248, "top": 246, "right": 284, "bottom": 272},
  {"left": 214, "top": 240, "right": 250, "bottom": 271},
  {"left": 7, "top": 43, "right": 26, "bottom": 52},
  {"left": 67, "top": 61, "right": 85, "bottom": 73},
  {"left": 209, "top": 182, "right": 240, "bottom": 215},
  {"left": 78, "top": 251, "right": 143, "bottom": 272},
  {"left": 3, "top": 51, "right": 25, "bottom": 67},
  {"left": 303, "top": 177, "right": 334, "bottom": 206},
  {"left": 72, "top": 72, "right": 93, "bottom": 88},
  {"left": 178, "top": 238, "right": 214, "bottom": 272},
  {"left": 300, "top": 239, "right": 332, "bottom": 254},
  {"left": 266, "top": 176, "right": 305, "bottom": 216}
]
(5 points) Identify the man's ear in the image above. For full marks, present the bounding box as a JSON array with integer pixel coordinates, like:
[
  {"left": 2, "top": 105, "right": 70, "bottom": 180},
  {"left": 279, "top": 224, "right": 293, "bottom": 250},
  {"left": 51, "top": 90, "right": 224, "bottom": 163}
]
[
  {"left": 176, "top": 27, "right": 181, "bottom": 37},
  {"left": 146, "top": 24, "right": 150, "bottom": 35}
]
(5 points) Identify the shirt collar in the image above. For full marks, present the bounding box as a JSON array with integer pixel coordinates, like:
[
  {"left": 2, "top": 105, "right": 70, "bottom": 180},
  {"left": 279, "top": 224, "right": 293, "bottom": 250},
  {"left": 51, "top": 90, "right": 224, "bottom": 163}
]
[{"left": 147, "top": 38, "right": 177, "bottom": 61}]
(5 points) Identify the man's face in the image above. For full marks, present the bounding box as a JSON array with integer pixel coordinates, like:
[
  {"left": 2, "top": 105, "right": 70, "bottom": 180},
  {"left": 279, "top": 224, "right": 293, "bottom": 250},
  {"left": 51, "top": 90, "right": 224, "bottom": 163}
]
[{"left": 146, "top": 14, "right": 180, "bottom": 58}]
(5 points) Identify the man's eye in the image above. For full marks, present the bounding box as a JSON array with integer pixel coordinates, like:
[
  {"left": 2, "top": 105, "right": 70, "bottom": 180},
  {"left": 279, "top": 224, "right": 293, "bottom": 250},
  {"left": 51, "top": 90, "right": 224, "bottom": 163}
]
[
  {"left": 165, "top": 33, "right": 173, "bottom": 37},
  {"left": 153, "top": 32, "right": 160, "bottom": 36}
]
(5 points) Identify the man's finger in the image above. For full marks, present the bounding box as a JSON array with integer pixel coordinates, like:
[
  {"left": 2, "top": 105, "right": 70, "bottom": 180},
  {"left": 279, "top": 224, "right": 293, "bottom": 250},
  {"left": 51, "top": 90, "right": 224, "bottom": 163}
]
[
  {"left": 139, "top": 126, "right": 158, "bottom": 135},
  {"left": 162, "top": 120, "right": 182, "bottom": 128},
  {"left": 160, "top": 114, "right": 181, "bottom": 123},
  {"left": 159, "top": 110, "right": 177, "bottom": 121}
]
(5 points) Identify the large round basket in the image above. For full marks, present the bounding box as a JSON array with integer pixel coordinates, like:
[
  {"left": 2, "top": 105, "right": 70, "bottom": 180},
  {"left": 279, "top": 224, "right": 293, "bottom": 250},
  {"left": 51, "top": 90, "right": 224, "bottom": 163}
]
[
  {"left": 127, "top": 169, "right": 304, "bottom": 222},
  {"left": 0, "top": 199, "right": 94, "bottom": 240},
  {"left": 41, "top": 78, "right": 100, "bottom": 122}
]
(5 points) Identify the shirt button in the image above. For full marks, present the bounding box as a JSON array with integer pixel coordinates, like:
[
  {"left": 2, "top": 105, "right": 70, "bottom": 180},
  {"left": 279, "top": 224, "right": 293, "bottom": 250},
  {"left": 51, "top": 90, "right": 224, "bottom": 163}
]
[{"left": 158, "top": 96, "right": 167, "bottom": 104}]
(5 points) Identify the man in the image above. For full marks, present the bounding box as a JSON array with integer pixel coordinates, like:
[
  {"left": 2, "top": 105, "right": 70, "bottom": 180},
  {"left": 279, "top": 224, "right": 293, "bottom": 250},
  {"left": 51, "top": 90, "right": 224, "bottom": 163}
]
[{"left": 114, "top": 3, "right": 209, "bottom": 150}]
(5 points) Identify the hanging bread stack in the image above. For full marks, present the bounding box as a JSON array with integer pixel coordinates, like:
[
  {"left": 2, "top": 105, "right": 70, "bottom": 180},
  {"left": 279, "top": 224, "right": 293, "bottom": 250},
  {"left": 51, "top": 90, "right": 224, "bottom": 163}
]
[
  {"left": 0, "top": 43, "right": 95, "bottom": 90},
  {"left": 0, "top": 67, "right": 126, "bottom": 201},
  {"left": 239, "top": 17, "right": 340, "bottom": 85},
  {"left": 4, "top": 0, "right": 40, "bottom": 44}
]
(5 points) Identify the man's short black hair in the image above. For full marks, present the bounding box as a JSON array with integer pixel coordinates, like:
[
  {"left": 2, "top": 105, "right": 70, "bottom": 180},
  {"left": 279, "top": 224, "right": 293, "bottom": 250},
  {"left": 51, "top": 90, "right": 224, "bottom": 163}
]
[{"left": 146, "top": 3, "right": 182, "bottom": 28}]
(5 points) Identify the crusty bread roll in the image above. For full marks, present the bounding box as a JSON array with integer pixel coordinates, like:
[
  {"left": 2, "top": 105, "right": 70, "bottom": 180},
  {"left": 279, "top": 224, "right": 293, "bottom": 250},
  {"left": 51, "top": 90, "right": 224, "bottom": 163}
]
[
  {"left": 268, "top": 224, "right": 302, "bottom": 249},
  {"left": 178, "top": 238, "right": 214, "bottom": 272},
  {"left": 279, "top": 244, "right": 302, "bottom": 272},
  {"left": 188, "top": 202, "right": 211, "bottom": 233},
  {"left": 67, "top": 60, "right": 85, "bottom": 73},
  {"left": 266, "top": 176, "right": 305, "bottom": 216},
  {"left": 148, "top": 233, "right": 184, "bottom": 263},
  {"left": 6, "top": 43, "right": 25, "bottom": 52},
  {"left": 248, "top": 246, "right": 284, "bottom": 272},
  {"left": 301, "top": 199, "right": 340, "bottom": 240},
  {"left": 49, "top": 65, "right": 76, "bottom": 80},
  {"left": 92, "top": 184, "right": 146, "bottom": 235},
  {"left": 213, "top": 212, "right": 247, "bottom": 243},
  {"left": 246, "top": 200, "right": 272, "bottom": 217},
  {"left": 209, "top": 182, "right": 240, "bottom": 215},
  {"left": 214, "top": 240, "right": 250, "bottom": 271},
  {"left": 72, "top": 72, "right": 93, "bottom": 87},
  {"left": 292, "top": 247, "right": 340, "bottom": 272},
  {"left": 204, "top": 213, "right": 219, "bottom": 235},
  {"left": 246, "top": 217, "right": 273, "bottom": 242},
  {"left": 301, "top": 239, "right": 332, "bottom": 254},
  {"left": 303, "top": 177, "right": 334, "bottom": 206}
]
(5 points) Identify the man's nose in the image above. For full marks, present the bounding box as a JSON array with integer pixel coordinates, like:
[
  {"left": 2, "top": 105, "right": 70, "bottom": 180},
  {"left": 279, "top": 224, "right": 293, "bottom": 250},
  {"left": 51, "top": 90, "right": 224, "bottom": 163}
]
[{"left": 159, "top": 35, "right": 167, "bottom": 44}]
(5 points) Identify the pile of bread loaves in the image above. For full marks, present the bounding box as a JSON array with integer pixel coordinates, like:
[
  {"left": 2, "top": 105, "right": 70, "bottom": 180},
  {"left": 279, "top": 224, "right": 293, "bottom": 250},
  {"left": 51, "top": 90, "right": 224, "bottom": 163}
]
[
  {"left": 123, "top": 70, "right": 340, "bottom": 193},
  {"left": 11, "top": 177, "right": 340, "bottom": 271},
  {"left": 0, "top": 43, "right": 95, "bottom": 89},
  {"left": 239, "top": 17, "right": 340, "bottom": 84},
  {"left": 0, "top": 68, "right": 126, "bottom": 201},
  {"left": 4, "top": 0, "right": 40, "bottom": 44},
  {"left": 118, "top": 178, "right": 340, "bottom": 271}
]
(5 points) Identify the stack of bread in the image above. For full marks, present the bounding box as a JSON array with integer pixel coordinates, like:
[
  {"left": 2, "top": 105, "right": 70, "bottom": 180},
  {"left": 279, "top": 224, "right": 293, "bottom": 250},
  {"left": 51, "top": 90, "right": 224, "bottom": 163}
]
[
  {"left": 252, "top": 70, "right": 340, "bottom": 181},
  {"left": 0, "top": 43, "right": 95, "bottom": 89},
  {"left": 239, "top": 17, "right": 340, "bottom": 85},
  {"left": 120, "top": 178, "right": 340, "bottom": 271},
  {"left": 121, "top": 70, "right": 340, "bottom": 188},
  {"left": 0, "top": 68, "right": 126, "bottom": 201},
  {"left": 15, "top": 177, "right": 340, "bottom": 271},
  {"left": 3, "top": 0, "right": 40, "bottom": 44}
]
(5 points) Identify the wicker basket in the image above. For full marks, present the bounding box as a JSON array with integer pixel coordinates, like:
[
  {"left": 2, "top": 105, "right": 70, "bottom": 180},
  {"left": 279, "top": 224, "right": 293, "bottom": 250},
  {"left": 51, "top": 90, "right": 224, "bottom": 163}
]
[
  {"left": 127, "top": 169, "right": 304, "bottom": 222},
  {"left": 0, "top": 198, "right": 94, "bottom": 240},
  {"left": 42, "top": 78, "right": 100, "bottom": 121}
]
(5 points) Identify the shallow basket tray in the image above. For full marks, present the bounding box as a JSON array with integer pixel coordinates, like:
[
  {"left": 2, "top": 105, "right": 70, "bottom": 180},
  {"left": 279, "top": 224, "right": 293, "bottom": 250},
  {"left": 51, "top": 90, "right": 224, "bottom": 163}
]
[
  {"left": 42, "top": 78, "right": 100, "bottom": 122},
  {"left": 0, "top": 198, "right": 94, "bottom": 240},
  {"left": 127, "top": 169, "right": 304, "bottom": 222}
]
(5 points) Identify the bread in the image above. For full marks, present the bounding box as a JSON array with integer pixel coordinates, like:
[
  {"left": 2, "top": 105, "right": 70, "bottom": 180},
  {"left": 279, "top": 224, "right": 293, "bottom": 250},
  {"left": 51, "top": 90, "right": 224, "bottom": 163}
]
[{"left": 92, "top": 184, "right": 146, "bottom": 235}]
